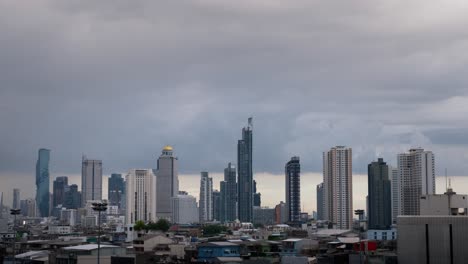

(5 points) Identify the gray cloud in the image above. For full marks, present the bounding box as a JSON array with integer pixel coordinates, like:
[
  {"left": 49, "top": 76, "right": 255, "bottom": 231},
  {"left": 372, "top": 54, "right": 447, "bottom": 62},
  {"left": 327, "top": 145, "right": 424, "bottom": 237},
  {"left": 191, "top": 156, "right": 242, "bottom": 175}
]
[{"left": 1, "top": 0, "right": 468, "bottom": 185}]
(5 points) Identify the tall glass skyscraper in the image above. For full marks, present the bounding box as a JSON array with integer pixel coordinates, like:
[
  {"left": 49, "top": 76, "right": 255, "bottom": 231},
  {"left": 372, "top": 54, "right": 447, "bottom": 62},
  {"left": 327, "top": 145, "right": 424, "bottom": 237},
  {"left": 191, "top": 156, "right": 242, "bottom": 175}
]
[
  {"left": 222, "top": 162, "right": 237, "bottom": 222},
  {"left": 53, "top": 176, "right": 68, "bottom": 207},
  {"left": 108, "top": 173, "right": 125, "bottom": 208},
  {"left": 286, "top": 156, "right": 301, "bottom": 222},
  {"left": 199, "top": 172, "right": 213, "bottom": 223},
  {"left": 12, "top": 188, "right": 20, "bottom": 209},
  {"left": 368, "top": 158, "right": 391, "bottom": 229},
  {"left": 237, "top": 118, "right": 253, "bottom": 222},
  {"left": 36, "top": 148, "right": 50, "bottom": 217},
  {"left": 81, "top": 157, "right": 103, "bottom": 206},
  {"left": 156, "top": 145, "right": 179, "bottom": 220}
]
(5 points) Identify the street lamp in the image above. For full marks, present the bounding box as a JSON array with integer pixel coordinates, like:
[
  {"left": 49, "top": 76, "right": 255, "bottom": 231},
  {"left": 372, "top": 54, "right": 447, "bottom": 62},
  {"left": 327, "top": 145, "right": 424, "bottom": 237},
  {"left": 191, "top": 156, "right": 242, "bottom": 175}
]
[
  {"left": 91, "top": 202, "right": 107, "bottom": 264},
  {"left": 10, "top": 209, "right": 21, "bottom": 264}
]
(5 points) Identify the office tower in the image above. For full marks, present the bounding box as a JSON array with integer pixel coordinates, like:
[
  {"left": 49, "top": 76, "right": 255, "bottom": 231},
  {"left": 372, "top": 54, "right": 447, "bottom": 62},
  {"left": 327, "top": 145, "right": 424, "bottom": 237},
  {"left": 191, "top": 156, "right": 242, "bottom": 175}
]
[
  {"left": 199, "top": 172, "right": 213, "bottom": 223},
  {"left": 64, "top": 184, "right": 81, "bottom": 209},
  {"left": 253, "top": 180, "right": 261, "bottom": 207},
  {"left": 222, "top": 162, "right": 237, "bottom": 222},
  {"left": 237, "top": 117, "right": 253, "bottom": 222},
  {"left": 389, "top": 166, "right": 399, "bottom": 223},
  {"left": 53, "top": 176, "right": 68, "bottom": 207},
  {"left": 108, "top": 173, "right": 125, "bottom": 210},
  {"left": 36, "top": 148, "right": 50, "bottom": 217},
  {"left": 398, "top": 148, "right": 435, "bottom": 215},
  {"left": 125, "top": 169, "right": 156, "bottom": 224},
  {"left": 20, "top": 198, "right": 36, "bottom": 217},
  {"left": 253, "top": 206, "right": 276, "bottom": 226},
  {"left": 171, "top": 194, "right": 199, "bottom": 224},
  {"left": 212, "top": 190, "right": 221, "bottom": 221},
  {"left": 156, "top": 145, "right": 179, "bottom": 220},
  {"left": 317, "top": 183, "right": 324, "bottom": 220},
  {"left": 285, "top": 156, "right": 301, "bottom": 222},
  {"left": 368, "top": 158, "right": 392, "bottom": 229},
  {"left": 323, "top": 146, "right": 353, "bottom": 229},
  {"left": 275, "top": 201, "right": 288, "bottom": 224},
  {"left": 81, "top": 157, "right": 103, "bottom": 206},
  {"left": 12, "top": 189, "right": 20, "bottom": 209}
]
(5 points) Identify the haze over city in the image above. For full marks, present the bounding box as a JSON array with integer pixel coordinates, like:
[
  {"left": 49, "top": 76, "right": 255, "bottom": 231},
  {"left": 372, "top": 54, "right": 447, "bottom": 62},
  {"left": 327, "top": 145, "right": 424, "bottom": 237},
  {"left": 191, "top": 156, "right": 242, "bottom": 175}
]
[{"left": 2, "top": 1, "right": 468, "bottom": 211}]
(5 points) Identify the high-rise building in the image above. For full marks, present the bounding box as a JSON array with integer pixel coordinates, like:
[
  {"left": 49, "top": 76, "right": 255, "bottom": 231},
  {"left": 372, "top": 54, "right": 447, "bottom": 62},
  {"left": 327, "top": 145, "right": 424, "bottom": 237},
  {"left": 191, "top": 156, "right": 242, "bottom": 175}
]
[
  {"left": 171, "top": 194, "right": 198, "bottom": 224},
  {"left": 64, "top": 184, "right": 81, "bottom": 209},
  {"left": 53, "top": 176, "right": 68, "bottom": 207},
  {"left": 108, "top": 173, "right": 125, "bottom": 210},
  {"left": 398, "top": 148, "right": 435, "bottom": 215},
  {"left": 389, "top": 166, "right": 399, "bottom": 223},
  {"left": 275, "top": 201, "right": 288, "bottom": 224},
  {"left": 81, "top": 157, "right": 102, "bottom": 205},
  {"left": 368, "top": 158, "right": 392, "bottom": 230},
  {"left": 222, "top": 162, "right": 237, "bottom": 222},
  {"left": 36, "top": 148, "right": 50, "bottom": 217},
  {"left": 212, "top": 190, "right": 221, "bottom": 221},
  {"left": 125, "top": 169, "right": 156, "bottom": 224},
  {"left": 316, "top": 183, "right": 324, "bottom": 220},
  {"left": 238, "top": 117, "right": 253, "bottom": 222},
  {"left": 253, "top": 180, "right": 261, "bottom": 207},
  {"left": 253, "top": 206, "right": 276, "bottom": 226},
  {"left": 12, "top": 189, "right": 20, "bottom": 209},
  {"left": 20, "top": 198, "right": 36, "bottom": 217},
  {"left": 199, "top": 172, "right": 213, "bottom": 223},
  {"left": 286, "top": 156, "right": 301, "bottom": 223},
  {"left": 155, "top": 146, "right": 179, "bottom": 220},
  {"left": 323, "top": 146, "right": 353, "bottom": 229}
]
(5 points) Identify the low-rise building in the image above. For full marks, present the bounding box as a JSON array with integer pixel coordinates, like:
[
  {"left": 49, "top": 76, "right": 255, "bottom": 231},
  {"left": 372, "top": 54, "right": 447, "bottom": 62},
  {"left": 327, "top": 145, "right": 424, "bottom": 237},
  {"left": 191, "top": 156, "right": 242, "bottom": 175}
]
[
  {"left": 420, "top": 188, "right": 468, "bottom": 215},
  {"left": 197, "top": 241, "right": 241, "bottom": 262}
]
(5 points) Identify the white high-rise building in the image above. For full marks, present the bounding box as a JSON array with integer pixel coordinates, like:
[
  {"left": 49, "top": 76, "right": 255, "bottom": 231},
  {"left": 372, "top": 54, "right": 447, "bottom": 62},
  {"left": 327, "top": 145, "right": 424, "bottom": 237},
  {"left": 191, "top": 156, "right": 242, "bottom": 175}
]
[
  {"left": 126, "top": 169, "right": 157, "bottom": 224},
  {"left": 389, "top": 166, "right": 399, "bottom": 223},
  {"left": 398, "top": 148, "right": 435, "bottom": 215},
  {"left": 171, "top": 194, "right": 198, "bottom": 224},
  {"left": 81, "top": 157, "right": 103, "bottom": 205},
  {"left": 199, "top": 172, "right": 213, "bottom": 223},
  {"left": 155, "top": 146, "right": 179, "bottom": 220},
  {"left": 323, "top": 146, "right": 353, "bottom": 229}
]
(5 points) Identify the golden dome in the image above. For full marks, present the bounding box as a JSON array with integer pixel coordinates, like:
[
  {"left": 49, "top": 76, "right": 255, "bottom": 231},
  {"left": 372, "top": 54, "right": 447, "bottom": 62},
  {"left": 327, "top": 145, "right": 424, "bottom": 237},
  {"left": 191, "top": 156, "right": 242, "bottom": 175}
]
[{"left": 163, "top": 145, "right": 173, "bottom": 151}]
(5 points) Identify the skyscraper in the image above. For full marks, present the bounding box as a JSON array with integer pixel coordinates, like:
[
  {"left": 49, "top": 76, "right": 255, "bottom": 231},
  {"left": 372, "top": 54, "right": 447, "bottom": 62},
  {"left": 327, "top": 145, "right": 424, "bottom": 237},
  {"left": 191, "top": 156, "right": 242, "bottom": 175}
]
[
  {"left": 222, "top": 162, "right": 237, "bottom": 222},
  {"left": 12, "top": 188, "right": 20, "bottom": 209},
  {"left": 36, "top": 148, "right": 50, "bottom": 217},
  {"left": 237, "top": 117, "right": 253, "bottom": 222},
  {"left": 171, "top": 193, "right": 198, "bottom": 224},
  {"left": 156, "top": 145, "right": 179, "bottom": 220},
  {"left": 81, "top": 157, "right": 103, "bottom": 206},
  {"left": 199, "top": 172, "right": 213, "bottom": 223},
  {"left": 253, "top": 180, "right": 261, "bottom": 207},
  {"left": 125, "top": 169, "right": 157, "bottom": 224},
  {"left": 108, "top": 173, "right": 125, "bottom": 209},
  {"left": 389, "top": 166, "right": 399, "bottom": 223},
  {"left": 53, "top": 176, "right": 68, "bottom": 207},
  {"left": 398, "top": 148, "right": 435, "bottom": 215},
  {"left": 212, "top": 190, "right": 221, "bottom": 221},
  {"left": 316, "top": 183, "right": 324, "bottom": 220},
  {"left": 285, "top": 156, "right": 301, "bottom": 222},
  {"left": 64, "top": 184, "right": 81, "bottom": 209},
  {"left": 368, "top": 158, "right": 392, "bottom": 230},
  {"left": 323, "top": 146, "right": 353, "bottom": 229}
]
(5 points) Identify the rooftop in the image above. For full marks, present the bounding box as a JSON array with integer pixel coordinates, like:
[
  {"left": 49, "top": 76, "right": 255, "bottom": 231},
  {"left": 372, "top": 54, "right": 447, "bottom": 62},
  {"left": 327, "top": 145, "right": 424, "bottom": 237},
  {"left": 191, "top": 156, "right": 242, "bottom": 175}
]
[{"left": 63, "top": 244, "right": 119, "bottom": 251}]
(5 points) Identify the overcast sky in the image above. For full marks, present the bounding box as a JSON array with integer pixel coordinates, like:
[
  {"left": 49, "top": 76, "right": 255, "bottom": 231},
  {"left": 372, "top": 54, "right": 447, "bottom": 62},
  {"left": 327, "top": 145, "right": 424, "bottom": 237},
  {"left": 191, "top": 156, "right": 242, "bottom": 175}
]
[{"left": 1, "top": 1, "right": 468, "bottom": 210}]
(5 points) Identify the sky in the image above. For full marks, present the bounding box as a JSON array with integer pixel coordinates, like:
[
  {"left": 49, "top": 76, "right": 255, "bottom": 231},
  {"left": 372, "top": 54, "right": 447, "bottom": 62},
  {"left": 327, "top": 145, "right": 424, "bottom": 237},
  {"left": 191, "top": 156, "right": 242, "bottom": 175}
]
[{"left": 1, "top": 1, "right": 468, "bottom": 212}]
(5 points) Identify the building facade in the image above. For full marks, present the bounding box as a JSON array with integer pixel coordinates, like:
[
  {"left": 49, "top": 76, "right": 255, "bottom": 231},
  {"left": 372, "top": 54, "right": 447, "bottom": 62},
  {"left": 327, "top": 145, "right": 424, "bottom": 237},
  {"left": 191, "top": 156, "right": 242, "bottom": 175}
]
[
  {"left": 237, "top": 117, "right": 253, "bottom": 222},
  {"left": 398, "top": 148, "right": 435, "bottom": 215},
  {"left": 36, "top": 148, "right": 50, "bottom": 217},
  {"left": 212, "top": 190, "right": 221, "bottom": 222},
  {"left": 199, "top": 172, "right": 213, "bottom": 223},
  {"left": 390, "top": 166, "right": 399, "bottom": 223},
  {"left": 285, "top": 156, "right": 301, "bottom": 223},
  {"left": 323, "top": 146, "right": 353, "bottom": 229},
  {"left": 368, "top": 158, "right": 392, "bottom": 230},
  {"left": 222, "top": 162, "right": 237, "bottom": 222},
  {"left": 275, "top": 201, "right": 288, "bottom": 224},
  {"left": 171, "top": 194, "right": 198, "bottom": 224},
  {"left": 53, "top": 176, "right": 68, "bottom": 207},
  {"left": 316, "top": 183, "right": 324, "bottom": 220},
  {"left": 125, "top": 169, "right": 157, "bottom": 224},
  {"left": 64, "top": 184, "right": 81, "bottom": 209},
  {"left": 81, "top": 157, "right": 103, "bottom": 206},
  {"left": 12, "top": 188, "right": 20, "bottom": 209},
  {"left": 108, "top": 173, "right": 125, "bottom": 210},
  {"left": 155, "top": 146, "right": 179, "bottom": 220}
]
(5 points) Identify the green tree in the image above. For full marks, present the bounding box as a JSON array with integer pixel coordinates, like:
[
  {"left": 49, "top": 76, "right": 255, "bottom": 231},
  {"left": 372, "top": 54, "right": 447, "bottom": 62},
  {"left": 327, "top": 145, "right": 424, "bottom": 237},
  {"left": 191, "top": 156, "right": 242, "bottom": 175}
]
[
  {"left": 148, "top": 219, "right": 171, "bottom": 232},
  {"left": 203, "top": 224, "right": 228, "bottom": 237},
  {"left": 134, "top": 220, "right": 146, "bottom": 232}
]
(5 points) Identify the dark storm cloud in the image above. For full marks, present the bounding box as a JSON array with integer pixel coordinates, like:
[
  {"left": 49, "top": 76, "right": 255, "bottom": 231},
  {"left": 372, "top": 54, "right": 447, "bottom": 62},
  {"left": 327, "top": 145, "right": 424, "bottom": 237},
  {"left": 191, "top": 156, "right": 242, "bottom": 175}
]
[{"left": 1, "top": 0, "right": 468, "bottom": 180}]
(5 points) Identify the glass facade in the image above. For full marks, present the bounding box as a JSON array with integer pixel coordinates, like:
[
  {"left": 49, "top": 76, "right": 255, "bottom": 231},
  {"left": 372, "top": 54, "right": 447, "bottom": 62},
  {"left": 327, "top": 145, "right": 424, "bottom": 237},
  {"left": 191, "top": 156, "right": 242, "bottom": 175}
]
[
  {"left": 36, "top": 148, "right": 50, "bottom": 217},
  {"left": 237, "top": 118, "right": 253, "bottom": 222},
  {"left": 286, "top": 156, "right": 301, "bottom": 222}
]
